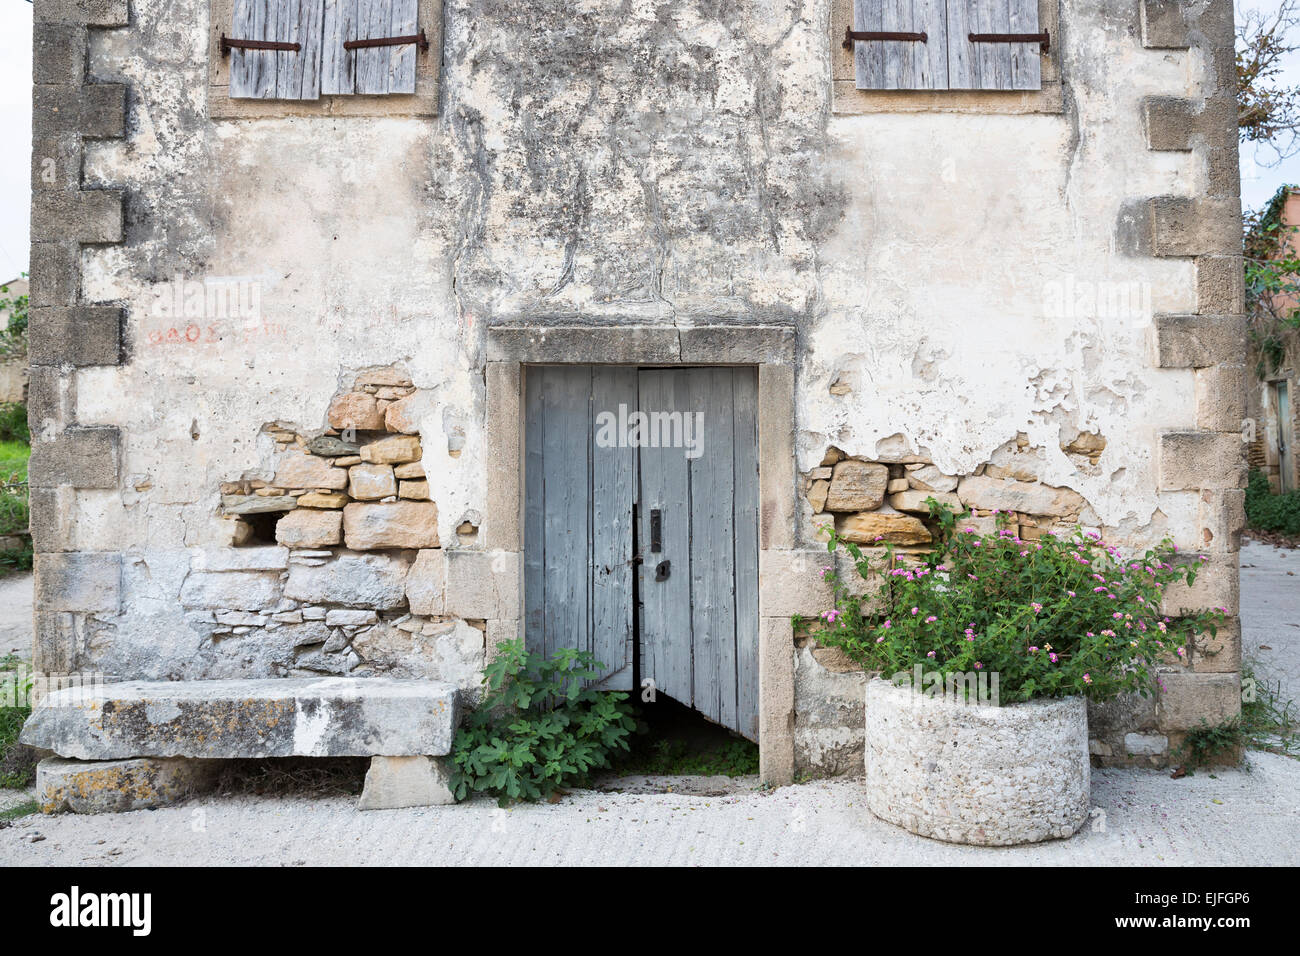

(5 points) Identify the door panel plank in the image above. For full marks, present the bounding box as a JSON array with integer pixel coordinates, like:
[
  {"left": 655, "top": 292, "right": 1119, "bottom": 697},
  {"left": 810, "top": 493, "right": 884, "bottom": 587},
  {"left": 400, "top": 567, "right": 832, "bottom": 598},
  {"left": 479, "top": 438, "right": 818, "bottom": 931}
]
[
  {"left": 637, "top": 370, "right": 693, "bottom": 706},
  {"left": 590, "top": 368, "right": 636, "bottom": 689},
  {"left": 687, "top": 368, "right": 737, "bottom": 730}
]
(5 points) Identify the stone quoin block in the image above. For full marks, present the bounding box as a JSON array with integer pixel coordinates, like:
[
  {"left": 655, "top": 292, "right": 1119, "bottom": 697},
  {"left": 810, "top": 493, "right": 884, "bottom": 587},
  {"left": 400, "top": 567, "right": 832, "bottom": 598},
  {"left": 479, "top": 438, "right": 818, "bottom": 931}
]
[
  {"left": 30, "top": 187, "right": 124, "bottom": 243},
  {"left": 32, "top": 83, "right": 126, "bottom": 139},
  {"left": 34, "top": 550, "right": 121, "bottom": 613},
  {"left": 28, "top": 487, "right": 75, "bottom": 553},
  {"left": 29, "top": 427, "right": 121, "bottom": 489},
  {"left": 1152, "top": 313, "right": 1246, "bottom": 368},
  {"left": 37, "top": 0, "right": 130, "bottom": 27},
  {"left": 32, "top": 23, "right": 89, "bottom": 86},
  {"left": 26, "top": 365, "right": 67, "bottom": 430},
  {"left": 1197, "top": 488, "right": 1245, "bottom": 552},
  {"left": 1140, "top": 0, "right": 1193, "bottom": 48},
  {"left": 1193, "top": 619, "right": 1241, "bottom": 674},
  {"left": 1196, "top": 255, "right": 1246, "bottom": 314},
  {"left": 28, "top": 305, "right": 122, "bottom": 366},
  {"left": 28, "top": 241, "right": 80, "bottom": 307},
  {"left": 37, "top": 757, "right": 219, "bottom": 814},
  {"left": 1157, "top": 430, "right": 1246, "bottom": 491},
  {"left": 1156, "top": 672, "right": 1241, "bottom": 731},
  {"left": 1162, "top": 552, "right": 1240, "bottom": 616},
  {"left": 1148, "top": 196, "right": 1241, "bottom": 258},
  {"left": 1142, "top": 97, "right": 1234, "bottom": 150},
  {"left": 1194, "top": 363, "right": 1247, "bottom": 432},
  {"left": 21, "top": 678, "right": 461, "bottom": 759}
]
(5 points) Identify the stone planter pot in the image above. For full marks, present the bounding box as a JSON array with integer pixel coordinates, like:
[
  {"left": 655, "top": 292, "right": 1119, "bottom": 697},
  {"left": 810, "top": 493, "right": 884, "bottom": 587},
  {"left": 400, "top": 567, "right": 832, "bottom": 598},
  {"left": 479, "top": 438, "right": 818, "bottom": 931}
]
[{"left": 864, "top": 678, "right": 1090, "bottom": 846}]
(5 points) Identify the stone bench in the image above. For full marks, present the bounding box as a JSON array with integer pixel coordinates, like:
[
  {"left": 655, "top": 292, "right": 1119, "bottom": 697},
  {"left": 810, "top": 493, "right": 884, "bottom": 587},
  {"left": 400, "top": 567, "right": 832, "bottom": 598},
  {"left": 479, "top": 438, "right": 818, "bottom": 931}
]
[{"left": 21, "top": 678, "right": 460, "bottom": 813}]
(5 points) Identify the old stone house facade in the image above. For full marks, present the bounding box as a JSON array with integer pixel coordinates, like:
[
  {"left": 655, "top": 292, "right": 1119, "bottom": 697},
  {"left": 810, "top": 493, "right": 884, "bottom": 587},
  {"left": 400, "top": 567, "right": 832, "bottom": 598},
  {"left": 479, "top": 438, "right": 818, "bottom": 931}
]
[
  {"left": 29, "top": 0, "right": 1245, "bottom": 784},
  {"left": 1246, "top": 188, "right": 1300, "bottom": 493}
]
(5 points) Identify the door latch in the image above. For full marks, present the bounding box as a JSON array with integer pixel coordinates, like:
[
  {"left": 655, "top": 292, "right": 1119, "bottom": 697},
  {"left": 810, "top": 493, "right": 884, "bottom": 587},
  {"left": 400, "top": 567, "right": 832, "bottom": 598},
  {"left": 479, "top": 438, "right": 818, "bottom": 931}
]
[
  {"left": 650, "top": 509, "right": 662, "bottom": 553},
  {"left": 655, "top": 559, "right": 671, "bottom": 581}
]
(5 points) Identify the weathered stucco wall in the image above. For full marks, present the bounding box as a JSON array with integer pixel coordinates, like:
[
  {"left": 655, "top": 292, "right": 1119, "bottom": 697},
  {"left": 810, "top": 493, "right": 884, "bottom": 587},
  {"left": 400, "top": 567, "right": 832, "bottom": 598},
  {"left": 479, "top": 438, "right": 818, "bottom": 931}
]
[{"left": 30, "top": 0, "right": 1245, "bottom": 774}]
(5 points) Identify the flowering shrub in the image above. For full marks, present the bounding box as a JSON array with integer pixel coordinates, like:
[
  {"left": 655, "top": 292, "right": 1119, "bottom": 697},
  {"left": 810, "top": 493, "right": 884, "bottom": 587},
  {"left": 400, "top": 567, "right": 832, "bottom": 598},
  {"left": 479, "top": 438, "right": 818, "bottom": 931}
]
[{"left": 796, "top": 502, "right": 1226, "bottom": 702}]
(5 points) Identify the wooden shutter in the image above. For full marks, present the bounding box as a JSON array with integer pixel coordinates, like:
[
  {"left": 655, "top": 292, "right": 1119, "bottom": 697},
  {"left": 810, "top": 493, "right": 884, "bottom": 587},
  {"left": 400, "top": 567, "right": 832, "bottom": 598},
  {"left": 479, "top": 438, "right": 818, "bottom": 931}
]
[
  {"left": 947, "top": 0, "right": 1043, "bottom": 91},
  {"left": 851, "top": 0, "right": 949, "bottom": 90},
  {"left": 322, "top": 0, "right": 419, "bottom": 95},
  {"left": 229, "top": 0, "right": 323, "bottom": 99}
]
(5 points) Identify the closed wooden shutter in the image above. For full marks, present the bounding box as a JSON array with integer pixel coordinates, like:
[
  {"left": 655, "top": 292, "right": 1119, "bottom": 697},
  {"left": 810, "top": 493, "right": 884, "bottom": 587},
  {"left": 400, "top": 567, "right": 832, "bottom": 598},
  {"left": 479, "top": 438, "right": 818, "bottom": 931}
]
[
  {"left": 851, "top": 0, "right": 949, "bottom": 90},
  {"left": 229, "top": 0, "right": 324, "bottom": 99},
  {"left": 946, "top": 0, "right": 1043, "bottom": 91},
  {"left": 321, "top": 0, "right": 419, "bottom": 95}
]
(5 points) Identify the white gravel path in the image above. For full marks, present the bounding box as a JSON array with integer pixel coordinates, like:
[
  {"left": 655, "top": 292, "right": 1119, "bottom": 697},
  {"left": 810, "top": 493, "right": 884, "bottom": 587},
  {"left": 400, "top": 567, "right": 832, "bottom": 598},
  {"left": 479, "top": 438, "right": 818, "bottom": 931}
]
[
  {"left": 1, "top": 753, "right": 1298, "bottom": 866},
  {"left": 0, "top": 571, "right": 31, "bottom": 663},
  {"left": 1240, "top": 538, "right": 1300, "bottom": 712}
]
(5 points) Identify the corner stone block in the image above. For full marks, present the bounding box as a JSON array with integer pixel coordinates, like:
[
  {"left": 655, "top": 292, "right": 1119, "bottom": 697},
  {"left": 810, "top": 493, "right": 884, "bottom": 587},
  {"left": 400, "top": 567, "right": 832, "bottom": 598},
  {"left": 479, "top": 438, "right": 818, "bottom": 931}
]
[
  {"left": 34, "top": 551, "right": 120, "bottom": 613},
  {"left": 1149, "top": 197, "right": 1241, "bottom": 258},
  {"left": 32, "top": 23, "right": 89, "bottom": 86},
  {"left": 357, "top": 756, "right": 455, "bottom": 810},
  {"left": 32, "top": 83, "right": 126, "bottom": 139},
  {"left": 28, "top": 305, "right": 122, "bottom": 366},
  {"left": 27, "top": 241, "right": 80, "bottom": 308},
  {"left": 1157, "top": 672, "right": 1241, "bottom": 731},
  {"left": 29, "top": 427, "right": 121, "bottom": 489},
  {"left": 1196, "top": 255, "right": 1246, "bottom": 314},
  {"left": 1140, "top": 0, "right": 1192, "bottom": 48},
  {"left": 1197, "top": 488, "right": 1245, "bottom": 552},
  {"left": 758, "top": 549, "right": 834, "bottom": 618},
  {"left": 1193, "top": 618, "right": 1241, "bottom": 673},
  {"left": 1152, "top": 313, "right": 1245, "bottom": 368},
  {"left": 31, "top": 187, "right": 125, "bottom": 244},
  {"left": 37, "top": 0, "right": 130, "bottom": 27},
  {"left": 1162, "top": 552, "right": 1240, "bottom": 616},
  {"left": 1157, "top": 430, "right": 1246, "bottom": 491},
  {"left": 444, "top": 550, "right": 521, "bottom": 620},
  {"left": 37, "top": 757, "right": 218, "bottom": 814},
  {"left": 1194, "top": 363, "right": 1246, "bottom": 432}
]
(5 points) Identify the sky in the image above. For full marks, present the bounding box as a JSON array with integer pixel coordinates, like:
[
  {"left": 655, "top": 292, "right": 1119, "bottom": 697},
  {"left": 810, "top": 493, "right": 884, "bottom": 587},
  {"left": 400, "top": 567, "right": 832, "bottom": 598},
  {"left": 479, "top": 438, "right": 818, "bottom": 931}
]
[{"left": 0, "top": 2, "right": 1299, "bottom": 279}]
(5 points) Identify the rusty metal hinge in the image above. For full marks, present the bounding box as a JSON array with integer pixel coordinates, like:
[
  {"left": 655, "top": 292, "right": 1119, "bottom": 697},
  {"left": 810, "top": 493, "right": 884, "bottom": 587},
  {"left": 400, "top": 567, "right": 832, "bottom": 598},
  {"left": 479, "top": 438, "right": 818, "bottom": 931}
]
[
  {"left": 843, "top": 26, "right": 927, "bottom": 50},
  {"left": 220, "top": 34, "right": 301, "bottom": 56},
  {"left": 968, "top": 31, "right": 1050, "bottom": 53},
  {"left": 344, "top": 29, "right": 430, "bottom": 52}
]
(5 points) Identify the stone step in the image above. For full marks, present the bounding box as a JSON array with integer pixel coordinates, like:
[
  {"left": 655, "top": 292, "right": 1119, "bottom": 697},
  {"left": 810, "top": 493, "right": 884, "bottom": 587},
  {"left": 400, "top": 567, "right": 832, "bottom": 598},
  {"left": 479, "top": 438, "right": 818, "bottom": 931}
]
[{"left": 21, "top": 678, "right": 459, "bottom": 761}]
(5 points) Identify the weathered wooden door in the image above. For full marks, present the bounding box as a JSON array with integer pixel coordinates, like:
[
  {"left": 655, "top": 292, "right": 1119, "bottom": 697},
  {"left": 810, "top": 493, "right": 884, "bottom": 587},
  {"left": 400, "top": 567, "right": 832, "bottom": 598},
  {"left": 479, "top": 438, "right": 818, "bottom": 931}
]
[
  {"left": 523, "top": 365, "right": 759, "bottom": 739},
  {"left": 636, "top": 368, "right": 760, "bottom": 740}
]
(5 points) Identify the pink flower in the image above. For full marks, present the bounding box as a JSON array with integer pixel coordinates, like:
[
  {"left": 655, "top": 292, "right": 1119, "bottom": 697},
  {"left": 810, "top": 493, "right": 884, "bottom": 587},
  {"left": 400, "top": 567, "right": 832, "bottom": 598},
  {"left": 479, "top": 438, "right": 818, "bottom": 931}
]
[
  {"left": 926, "top": 650, "right": 936, "bottom": 659},
  {"left": 883, "top": 620, "right": 892, "bottom": 629},
  {"left": 1031, "top": 602, "right": 1043, "bottom": 614},
  {"left": 974, "top": 662, "right": 983, "bottom": 670},
  {"left": 925, "top": 615, "right": 937, "bottom": 624},
  {"left": 1029, "top": 646, "right": 1039, "bottom": 653},
  {"left": 1048, "top": 652, "right": 1059, "bottom": 663},
  {"left": 911, "top": 607, "right": 919, "bottom": 615},
  {"left": 1083, "top": 673, "right": 1092, "bottom": 684}
]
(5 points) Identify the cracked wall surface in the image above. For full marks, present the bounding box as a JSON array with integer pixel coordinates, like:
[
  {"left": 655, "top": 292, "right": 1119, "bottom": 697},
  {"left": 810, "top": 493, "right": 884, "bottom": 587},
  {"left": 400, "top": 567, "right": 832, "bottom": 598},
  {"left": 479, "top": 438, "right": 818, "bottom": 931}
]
[{"left": 30, "top": 0, "right": 1244, "bottom": 770}]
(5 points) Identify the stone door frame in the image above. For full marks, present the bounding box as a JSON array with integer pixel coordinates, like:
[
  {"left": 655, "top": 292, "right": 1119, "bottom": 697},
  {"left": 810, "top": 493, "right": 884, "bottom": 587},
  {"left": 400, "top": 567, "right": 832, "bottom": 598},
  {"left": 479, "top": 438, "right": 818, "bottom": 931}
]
[{"left": 482, "top": 324, "right": 811, "bottom": 784}]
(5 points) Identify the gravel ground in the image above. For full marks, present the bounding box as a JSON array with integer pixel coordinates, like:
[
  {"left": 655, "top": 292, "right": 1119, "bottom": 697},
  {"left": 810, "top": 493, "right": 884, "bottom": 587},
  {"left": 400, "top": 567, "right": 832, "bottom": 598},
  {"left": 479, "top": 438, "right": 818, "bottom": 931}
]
[
  {"left": 1240, "top": 537, "right": 1300, "bottom": 712},
  {"left": 1, "top": 754, "right": 1298, "bottom": 866},
  {"left": 1, "top": 551, "right": 1299, "bottom": 866},
  {"left": 0, "top": 572, "right": 31, "bottom": 663}
]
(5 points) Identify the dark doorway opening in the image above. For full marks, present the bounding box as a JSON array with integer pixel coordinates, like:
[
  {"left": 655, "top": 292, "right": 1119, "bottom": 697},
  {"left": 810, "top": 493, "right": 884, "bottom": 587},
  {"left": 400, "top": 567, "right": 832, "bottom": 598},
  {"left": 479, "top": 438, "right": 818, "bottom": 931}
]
[{"left": 612, "top": 694, "right": 758, "bottom": 778}]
